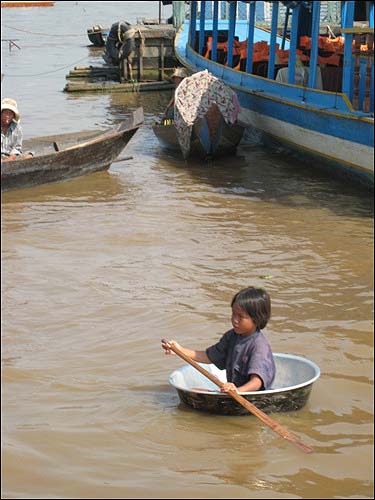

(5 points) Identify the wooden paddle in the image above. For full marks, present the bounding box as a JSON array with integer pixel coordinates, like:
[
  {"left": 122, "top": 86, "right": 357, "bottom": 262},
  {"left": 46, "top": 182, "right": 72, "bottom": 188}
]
[{"left": 162, "top": 339, "right": 313, "bottom": 454}]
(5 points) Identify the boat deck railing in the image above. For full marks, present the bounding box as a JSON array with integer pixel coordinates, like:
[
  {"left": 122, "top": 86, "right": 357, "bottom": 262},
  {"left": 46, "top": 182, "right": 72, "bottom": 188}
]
[
  {"left": 341, "top": 28, "right": 374, "bottom": 112},
  {"left": 185, "top": 1, "right": 374, "bottom": 115}
]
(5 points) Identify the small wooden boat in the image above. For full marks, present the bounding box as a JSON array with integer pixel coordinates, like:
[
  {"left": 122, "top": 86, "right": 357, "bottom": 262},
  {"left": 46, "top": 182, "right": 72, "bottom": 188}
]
[
  {"left": 1, "top": 1, "right": 55, "bottom": 7},
  {"left": 1, "top": 108, "right": 144, "bottom": 192},
  {"left": 153, "top": 70, "right": 245, "bottom": 160},
  {"left": 153, "top": 105, "right": 244, "bottom": 160},
  {"left": 168, "top": 353, "right": 320, "bottom": 415}
]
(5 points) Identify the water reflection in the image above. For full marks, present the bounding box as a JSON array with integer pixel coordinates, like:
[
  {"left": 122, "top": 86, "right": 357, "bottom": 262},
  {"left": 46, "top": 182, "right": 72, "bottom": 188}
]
[
  {"left": 159, "top": 145, "right": 374, "bottom": 219},
  {"left": 1, "top": 170, "right": 129, "bottom": 204}
]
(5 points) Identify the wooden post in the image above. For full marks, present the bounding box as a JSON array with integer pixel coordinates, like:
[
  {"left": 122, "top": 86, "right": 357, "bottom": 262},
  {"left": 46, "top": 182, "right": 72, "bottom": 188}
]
[
  {"left": 159, "top": 41, "right": 165, "bottom": 81},
  {"left": 120, "top": 59, "right": 128, "bottom": 82},
  {"left": 138, "top": 39, "right": 143, "bottom": 81}
]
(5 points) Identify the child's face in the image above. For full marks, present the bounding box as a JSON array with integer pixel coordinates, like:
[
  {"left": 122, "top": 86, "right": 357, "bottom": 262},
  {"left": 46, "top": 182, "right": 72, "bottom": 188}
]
[{"left": 231, "top": 304, "right": 257, "bottom": 335}]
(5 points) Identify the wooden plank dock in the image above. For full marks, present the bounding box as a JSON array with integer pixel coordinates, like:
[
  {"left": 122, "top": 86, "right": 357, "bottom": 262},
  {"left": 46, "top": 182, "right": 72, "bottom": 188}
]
[
  {"left": 64, "top": 80, "right": 175, "bottom": 93},
  {"left": 64, "top": 23, "right": 178, "bottom": 94}
]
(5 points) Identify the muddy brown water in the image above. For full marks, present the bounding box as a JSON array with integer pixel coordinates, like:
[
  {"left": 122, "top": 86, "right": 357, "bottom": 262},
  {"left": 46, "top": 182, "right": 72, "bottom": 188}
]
[{"left": 1, "top": 2, "right": 373, "bottom": 499}]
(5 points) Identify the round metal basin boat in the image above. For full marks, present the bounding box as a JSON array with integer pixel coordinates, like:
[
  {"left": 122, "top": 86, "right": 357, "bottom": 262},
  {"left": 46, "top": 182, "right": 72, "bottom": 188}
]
[{"left": 168, "top": 353, "right": 320, "bottom": 415}]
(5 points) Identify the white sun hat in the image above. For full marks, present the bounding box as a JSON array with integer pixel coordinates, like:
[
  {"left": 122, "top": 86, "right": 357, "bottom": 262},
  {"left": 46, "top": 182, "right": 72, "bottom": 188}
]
[{"left": 1, "top": 98, "right": 20, "bottom": 122}]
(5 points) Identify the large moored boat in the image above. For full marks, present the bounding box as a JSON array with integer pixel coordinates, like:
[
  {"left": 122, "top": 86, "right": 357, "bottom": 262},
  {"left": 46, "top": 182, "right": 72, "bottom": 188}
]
[{"left": 173, "top": 1, "right": 374, "bottom": 187}]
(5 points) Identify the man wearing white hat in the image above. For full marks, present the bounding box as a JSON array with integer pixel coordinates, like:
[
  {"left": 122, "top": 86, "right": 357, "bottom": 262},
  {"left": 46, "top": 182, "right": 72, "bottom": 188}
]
[{"left": 1, "top": 98, "right": 33, "bottom": 161}]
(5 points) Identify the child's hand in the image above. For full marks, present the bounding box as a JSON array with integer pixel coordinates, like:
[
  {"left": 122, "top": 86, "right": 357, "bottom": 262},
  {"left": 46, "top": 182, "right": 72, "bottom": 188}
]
[
  {"left": 161, "top": 339, "right": 180, "bottom": 355},
  {"left": 220, "top": 382, "right": 238, "bottom": 393}
]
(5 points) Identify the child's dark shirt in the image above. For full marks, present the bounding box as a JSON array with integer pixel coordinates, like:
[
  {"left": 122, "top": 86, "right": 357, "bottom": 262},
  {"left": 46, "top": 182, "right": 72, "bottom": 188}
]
[{"left": 206, "top": 329, "right": 275, "bottom": 390}]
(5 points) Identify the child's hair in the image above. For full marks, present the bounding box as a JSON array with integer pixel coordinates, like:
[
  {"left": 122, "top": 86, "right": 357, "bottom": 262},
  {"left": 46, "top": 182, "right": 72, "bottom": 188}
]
[{"left": 231, "top": 286, "right": 271, "bottom": 330}]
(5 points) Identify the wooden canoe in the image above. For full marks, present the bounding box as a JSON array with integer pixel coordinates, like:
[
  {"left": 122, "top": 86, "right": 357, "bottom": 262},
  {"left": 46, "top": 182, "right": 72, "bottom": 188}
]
[
  {"left": 1, "top": 107, "right": 144, "bottom": 192},
  {"left": 153, "top": 104, "right": 244, "bottom": 160},
  {"left": 168, "top": 353, "right": 320, "bottom": 415}
]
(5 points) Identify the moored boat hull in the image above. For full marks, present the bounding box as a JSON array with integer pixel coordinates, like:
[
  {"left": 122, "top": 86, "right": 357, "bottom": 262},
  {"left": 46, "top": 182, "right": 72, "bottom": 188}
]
[
  {"left": 153, "top": 122, "right": 244, "bottom": 160},
  {"left": 154, "top": 68, "right": 244, "bottom": 160},
  {"left": 174, "top": 8, "right": 374, "bottom": 187},
  {"left": 153, "top": 111, "right": 244, "bottom": 160},
  {"left": 1, "top": 108, "right": 143, "bottom": 191},
  {"left": 192, "top": 106, "right": 245, "bottom": 158},
  {"left": 236, "top": 92, "right": 374, "bottom": 187}
]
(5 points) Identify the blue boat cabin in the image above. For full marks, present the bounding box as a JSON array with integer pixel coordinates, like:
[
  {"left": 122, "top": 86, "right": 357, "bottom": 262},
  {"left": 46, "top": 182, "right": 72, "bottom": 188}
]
[{"left": 186, "top": 1, "right": 374, "bottom": 114}]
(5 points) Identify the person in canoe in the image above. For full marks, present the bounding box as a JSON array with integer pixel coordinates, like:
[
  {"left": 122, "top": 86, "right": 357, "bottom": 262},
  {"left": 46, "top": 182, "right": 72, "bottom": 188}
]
[
  {"left": 162, "top": 67, "right": 189, "bottom": 122},
  {"left": 162, "top": 286, "right": 275, "bottom": 393},
  {"left": 1, "top": 98, "right": 34, "bottom": 162}
]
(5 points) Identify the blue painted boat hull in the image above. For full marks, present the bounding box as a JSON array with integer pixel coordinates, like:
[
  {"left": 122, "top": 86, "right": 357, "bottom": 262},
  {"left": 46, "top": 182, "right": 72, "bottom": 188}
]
[{"left": 174, "top": 19, "right": 374, "bottom": 187}]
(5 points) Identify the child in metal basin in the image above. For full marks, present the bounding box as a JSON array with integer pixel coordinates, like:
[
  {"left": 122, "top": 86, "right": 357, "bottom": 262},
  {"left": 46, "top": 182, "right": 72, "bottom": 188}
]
[{"left": 162, "top": 286, "right": 275, "bottom": 393}]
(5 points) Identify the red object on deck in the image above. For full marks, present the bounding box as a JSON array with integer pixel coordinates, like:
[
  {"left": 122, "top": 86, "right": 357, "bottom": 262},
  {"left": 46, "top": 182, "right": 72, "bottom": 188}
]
[{"left": 1, "top": 1, "right": 55, "bottom": 7}]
